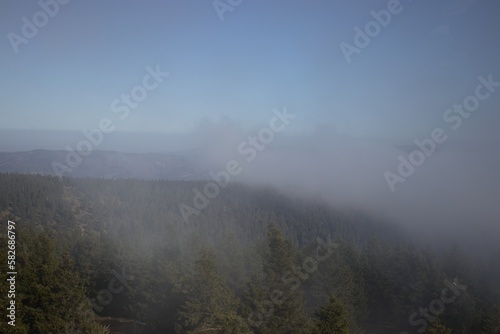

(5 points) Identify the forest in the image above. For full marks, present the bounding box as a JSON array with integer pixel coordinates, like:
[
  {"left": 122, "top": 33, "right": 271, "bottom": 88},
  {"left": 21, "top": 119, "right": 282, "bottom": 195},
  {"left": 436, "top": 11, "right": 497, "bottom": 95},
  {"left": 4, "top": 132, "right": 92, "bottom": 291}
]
[{"left": 0, "top": 173, "right": 499, "bottom": 333}]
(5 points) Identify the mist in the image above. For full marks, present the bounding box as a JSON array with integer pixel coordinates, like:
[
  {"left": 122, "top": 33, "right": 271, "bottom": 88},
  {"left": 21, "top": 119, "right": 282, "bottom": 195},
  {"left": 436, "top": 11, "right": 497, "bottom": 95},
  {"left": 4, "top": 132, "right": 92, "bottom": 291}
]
[
  {"left": 5, "top": 110, "right": 498, "bottom": 255},
  {"left": 2, "top": 0, "right": 500, "bottom": 332},
  {"left": 170, "top": 115, "right": 500, "bottom": 255}
]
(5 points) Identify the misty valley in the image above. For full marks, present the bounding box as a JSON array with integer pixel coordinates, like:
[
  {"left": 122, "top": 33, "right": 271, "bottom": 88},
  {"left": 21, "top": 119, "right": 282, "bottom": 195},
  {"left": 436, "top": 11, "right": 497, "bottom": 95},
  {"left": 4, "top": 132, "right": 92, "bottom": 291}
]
[
  {"left": 0, "top": 173, "right": 499, "bottom": 333},
  {"left": 3, "top": 1, "right": 500, "bottom": 333}
]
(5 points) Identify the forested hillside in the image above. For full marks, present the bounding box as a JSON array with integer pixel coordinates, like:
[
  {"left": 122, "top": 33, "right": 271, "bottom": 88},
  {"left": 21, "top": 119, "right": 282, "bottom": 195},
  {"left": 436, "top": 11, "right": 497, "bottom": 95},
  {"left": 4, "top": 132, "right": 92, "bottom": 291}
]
[{"left": 0, "top": 173, "right": 499, "bottom": 333}]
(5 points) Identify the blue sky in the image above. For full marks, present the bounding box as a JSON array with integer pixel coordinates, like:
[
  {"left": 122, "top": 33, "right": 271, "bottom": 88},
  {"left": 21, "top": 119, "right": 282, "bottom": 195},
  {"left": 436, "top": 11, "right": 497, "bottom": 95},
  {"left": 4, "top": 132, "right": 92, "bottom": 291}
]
[
  {"left": 1, "top": 1, "right": 500, "bottom": 249},
  {"left": 1, "top": 0, "right": 499, "bottom": 140}
]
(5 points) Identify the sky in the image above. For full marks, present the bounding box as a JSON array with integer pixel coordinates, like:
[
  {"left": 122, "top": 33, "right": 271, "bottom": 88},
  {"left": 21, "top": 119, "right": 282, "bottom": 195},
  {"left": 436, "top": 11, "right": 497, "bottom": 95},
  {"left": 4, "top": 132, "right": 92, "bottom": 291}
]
[
  {"left": 1, "top": 1, "right": 500, "bottom": 253},
  {"left": 1, "top": 0, "right": 500, "bottom": 141}
]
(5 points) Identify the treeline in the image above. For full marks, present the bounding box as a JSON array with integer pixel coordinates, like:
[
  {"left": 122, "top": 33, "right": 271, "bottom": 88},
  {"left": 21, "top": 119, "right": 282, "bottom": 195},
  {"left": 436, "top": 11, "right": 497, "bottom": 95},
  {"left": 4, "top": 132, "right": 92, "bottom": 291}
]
[{"left": 0, "top": 173, "right": 499, "bottom": 333}]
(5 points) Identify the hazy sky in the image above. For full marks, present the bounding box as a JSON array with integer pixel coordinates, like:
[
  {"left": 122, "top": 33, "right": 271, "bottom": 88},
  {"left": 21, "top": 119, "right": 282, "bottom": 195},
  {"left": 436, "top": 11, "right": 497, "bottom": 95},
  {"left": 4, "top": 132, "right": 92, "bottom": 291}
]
[
  {"left": 1, "top": 0, "right": 500, "bottom": 141},
  {"left": 0, "top": 1, "right": 500, "bottom": 253}
]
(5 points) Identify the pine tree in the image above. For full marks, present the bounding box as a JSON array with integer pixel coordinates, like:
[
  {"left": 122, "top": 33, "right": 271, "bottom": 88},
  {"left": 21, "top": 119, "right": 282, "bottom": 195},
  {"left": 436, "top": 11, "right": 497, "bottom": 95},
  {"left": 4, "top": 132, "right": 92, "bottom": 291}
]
[
  {"left": 311, "top": 294, "right": 350, "bottom": 334},
  {"left": 178, "top": 248, "right": 250, "bottom": 334},
  {"left": 7, "top": 228, "right": 105, "bottom": 333},
  {"left": 248, "top": 223, "right": 311, "bottom": 334}
]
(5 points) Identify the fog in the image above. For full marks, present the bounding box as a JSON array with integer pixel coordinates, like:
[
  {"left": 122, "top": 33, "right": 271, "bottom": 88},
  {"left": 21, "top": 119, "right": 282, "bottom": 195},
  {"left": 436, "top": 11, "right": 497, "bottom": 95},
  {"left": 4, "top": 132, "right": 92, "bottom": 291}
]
[
  {"left": 3, "top": 1, "right": 500, "bottom": 331},
  {"left": 2, "top": 2, "right": 499, "bottom": 255},
  {"left": 3, "top": 113, "right": 499, "bottom": 255},
  {"left": 183, "top": 117, "right": 500, "bottom": 255}
]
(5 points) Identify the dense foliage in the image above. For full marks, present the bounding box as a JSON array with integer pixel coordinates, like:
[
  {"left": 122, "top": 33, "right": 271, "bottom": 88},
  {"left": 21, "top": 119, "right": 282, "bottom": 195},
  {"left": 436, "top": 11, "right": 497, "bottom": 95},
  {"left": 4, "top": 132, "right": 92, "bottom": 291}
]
[{"left": 0, "top": 173, "right": 499, "bottom": 333}]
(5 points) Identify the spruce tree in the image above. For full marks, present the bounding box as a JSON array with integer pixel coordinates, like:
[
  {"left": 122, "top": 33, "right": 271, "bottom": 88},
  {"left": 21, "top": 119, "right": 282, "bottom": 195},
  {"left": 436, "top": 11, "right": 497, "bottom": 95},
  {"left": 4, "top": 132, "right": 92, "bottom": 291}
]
[
  {"left": 249, "top": 223, "right": 311, "bottom": 334},
  {"left": 178, "top": 248, "right": 250, "bottom": 334},
  {"left": 311, "top": 294, "right": 350, "bottom": 334},
  {"left": 3, "top": 228, "right": 105, "bottom": 333}
]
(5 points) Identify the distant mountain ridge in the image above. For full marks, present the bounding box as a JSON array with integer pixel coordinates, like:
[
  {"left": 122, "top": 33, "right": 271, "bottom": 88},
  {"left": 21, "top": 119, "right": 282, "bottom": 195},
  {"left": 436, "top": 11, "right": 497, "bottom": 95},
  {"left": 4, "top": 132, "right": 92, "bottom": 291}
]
[{"left": 0, "top": 149, "right": 209, "bottom": 180}]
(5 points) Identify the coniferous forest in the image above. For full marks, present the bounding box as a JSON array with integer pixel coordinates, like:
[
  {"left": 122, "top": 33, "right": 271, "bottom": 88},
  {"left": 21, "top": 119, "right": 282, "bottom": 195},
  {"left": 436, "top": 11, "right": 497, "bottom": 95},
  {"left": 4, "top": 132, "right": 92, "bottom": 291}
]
[
  {"left": 0, "top": 173, "right": 499, "bottom": 333},
  {"left": 3, "top": 0, "right": 500, "bottom": 333}
]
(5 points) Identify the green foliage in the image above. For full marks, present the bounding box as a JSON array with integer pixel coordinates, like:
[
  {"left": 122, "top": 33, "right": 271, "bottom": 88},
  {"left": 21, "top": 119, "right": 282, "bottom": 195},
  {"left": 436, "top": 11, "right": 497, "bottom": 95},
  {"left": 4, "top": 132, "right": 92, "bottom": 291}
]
[
  {"left": 87, "top": 323, "right": 111, "bottom": 334},
  {"left": 468, "top": 308, "right": 500, "bottom": 334},
  {"left": 178, "top": 248, "right": 251, "bottom": 334},
  {"left": 0, "top": 173, "right": 499, "bottom": 333},
  {"left": 247, "top": 224, "right": 311, "bottom": 334},
  {"left": 0, "top": 227, "right": 105, "bottom": 333},
  {"left": 311, "top": 294, "right": 350, "bottom": 334},
  {"left": 425, "top": 317, "right": 453, "bottom": 334},
  {"left": 127, "top": 251, "right": 184, "bottom": 333}
]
